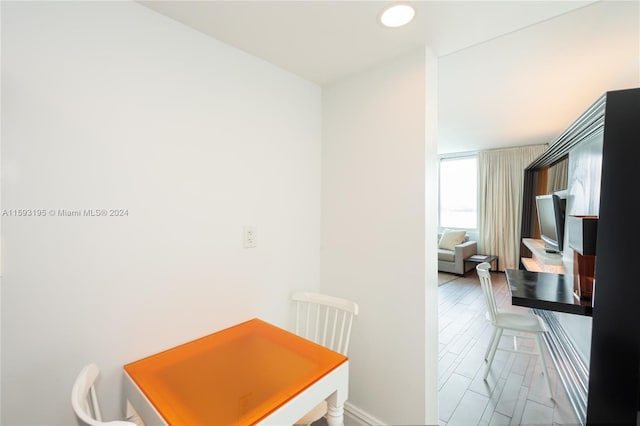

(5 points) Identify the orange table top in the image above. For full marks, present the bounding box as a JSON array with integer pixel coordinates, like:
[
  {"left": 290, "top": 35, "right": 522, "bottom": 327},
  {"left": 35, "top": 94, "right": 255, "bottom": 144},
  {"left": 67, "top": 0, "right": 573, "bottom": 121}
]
[{"left": 124, "top": 318, "right": 348, "bottom": 426}]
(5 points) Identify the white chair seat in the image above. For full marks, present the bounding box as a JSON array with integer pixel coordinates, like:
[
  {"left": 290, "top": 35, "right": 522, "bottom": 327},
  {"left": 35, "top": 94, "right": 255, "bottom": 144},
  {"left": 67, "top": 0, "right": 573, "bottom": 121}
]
[{"left": 491, "top": 310, "right": 548, "bottom": 333}]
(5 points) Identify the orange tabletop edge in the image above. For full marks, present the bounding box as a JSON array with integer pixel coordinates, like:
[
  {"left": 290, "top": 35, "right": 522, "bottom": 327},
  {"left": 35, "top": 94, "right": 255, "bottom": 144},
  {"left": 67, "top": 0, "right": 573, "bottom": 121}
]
[{"left": 124, "top": 318, "right": 347, "bottom": 426}]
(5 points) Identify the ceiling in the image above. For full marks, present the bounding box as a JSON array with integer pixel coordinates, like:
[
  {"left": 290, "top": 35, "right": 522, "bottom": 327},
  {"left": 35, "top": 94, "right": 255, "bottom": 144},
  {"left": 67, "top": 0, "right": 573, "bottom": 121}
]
[
  {"left": 140, "top": 1, "right": 640, "bottom": 154},
  {"left": 140, "top": 1, "right": 595, "bottom": 86}
]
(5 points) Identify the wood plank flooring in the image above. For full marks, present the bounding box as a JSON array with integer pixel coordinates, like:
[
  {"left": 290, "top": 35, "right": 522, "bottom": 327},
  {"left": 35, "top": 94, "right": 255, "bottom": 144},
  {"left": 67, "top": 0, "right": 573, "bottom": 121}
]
[{"left": 438, "top": 272, "right": 581, "bottom": 426}]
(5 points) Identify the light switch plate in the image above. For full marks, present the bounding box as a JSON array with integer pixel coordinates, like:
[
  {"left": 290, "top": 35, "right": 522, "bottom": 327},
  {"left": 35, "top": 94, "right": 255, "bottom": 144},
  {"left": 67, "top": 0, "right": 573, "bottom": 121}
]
[{"left": 243, "top": 226, "right": 256, "bottom": 248}]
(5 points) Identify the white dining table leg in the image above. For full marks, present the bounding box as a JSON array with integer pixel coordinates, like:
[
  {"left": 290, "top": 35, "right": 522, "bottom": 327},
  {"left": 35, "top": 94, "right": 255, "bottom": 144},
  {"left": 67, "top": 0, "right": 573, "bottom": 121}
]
[{"left": 325, "top": 391, "right": 345, "bottom": 426}]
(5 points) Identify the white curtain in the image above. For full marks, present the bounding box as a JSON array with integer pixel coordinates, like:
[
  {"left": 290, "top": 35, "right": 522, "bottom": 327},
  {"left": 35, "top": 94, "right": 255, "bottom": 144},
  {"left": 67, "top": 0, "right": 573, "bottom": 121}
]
[{"left": 478, "top": 145, "right": 546, "bottom": 271}]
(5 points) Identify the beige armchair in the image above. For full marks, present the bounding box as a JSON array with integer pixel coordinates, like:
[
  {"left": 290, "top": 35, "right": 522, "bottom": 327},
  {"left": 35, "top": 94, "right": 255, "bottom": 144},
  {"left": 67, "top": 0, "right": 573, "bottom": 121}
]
[{"left": 438, "top": 237, "right": 477, "bottom": 275}]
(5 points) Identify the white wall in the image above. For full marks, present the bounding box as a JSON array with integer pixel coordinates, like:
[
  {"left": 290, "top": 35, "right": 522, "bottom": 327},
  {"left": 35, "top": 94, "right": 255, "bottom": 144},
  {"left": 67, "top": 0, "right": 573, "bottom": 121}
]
[
  {"left": 321, "top": 48, "right": 438, "bottom": 425},
  {"left": 1, "top": 2, "right": 321, "bottom": 424},
  {"left": 423, "top": 47, "right": 440, "bottom": 426}
]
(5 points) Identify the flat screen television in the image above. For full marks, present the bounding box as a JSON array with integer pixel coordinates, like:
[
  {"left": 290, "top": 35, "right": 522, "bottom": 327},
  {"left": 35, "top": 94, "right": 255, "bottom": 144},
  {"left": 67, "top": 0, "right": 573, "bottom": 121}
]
[{"left": 535, "top": 192, "right": 567, "bottom": 253}]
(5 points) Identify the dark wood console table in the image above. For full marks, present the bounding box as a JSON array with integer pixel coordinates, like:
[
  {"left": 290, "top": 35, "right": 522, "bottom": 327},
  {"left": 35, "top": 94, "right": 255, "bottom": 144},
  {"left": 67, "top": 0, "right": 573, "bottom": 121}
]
[{"left": 505, "top": 269, "right": 592, "bottom": 316}]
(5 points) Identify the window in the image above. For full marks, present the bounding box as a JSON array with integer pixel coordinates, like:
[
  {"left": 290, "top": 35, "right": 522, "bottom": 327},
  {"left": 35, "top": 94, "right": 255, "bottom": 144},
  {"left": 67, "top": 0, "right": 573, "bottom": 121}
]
[{"left": 439, "top": 155, "right": 477, "bottom": 229}]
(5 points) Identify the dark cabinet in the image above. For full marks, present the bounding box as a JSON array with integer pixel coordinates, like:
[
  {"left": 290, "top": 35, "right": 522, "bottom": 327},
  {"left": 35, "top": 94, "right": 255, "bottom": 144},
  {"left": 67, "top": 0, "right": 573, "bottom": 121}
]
[{"left": 521, "top": 88, "right": 640, "bottom": 424}]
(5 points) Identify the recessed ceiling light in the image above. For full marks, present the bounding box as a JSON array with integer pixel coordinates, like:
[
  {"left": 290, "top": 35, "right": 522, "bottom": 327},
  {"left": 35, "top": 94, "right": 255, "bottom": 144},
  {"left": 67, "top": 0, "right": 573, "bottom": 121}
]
[{"left": 380, "top": 4, "right": 415, "bottom": 28}]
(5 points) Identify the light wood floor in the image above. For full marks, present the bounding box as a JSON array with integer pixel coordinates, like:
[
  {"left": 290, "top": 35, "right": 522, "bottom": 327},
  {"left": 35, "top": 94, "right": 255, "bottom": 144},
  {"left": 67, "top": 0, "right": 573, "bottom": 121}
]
[{"left": 438, "top": 272, "right": 581, "bottom": 426}]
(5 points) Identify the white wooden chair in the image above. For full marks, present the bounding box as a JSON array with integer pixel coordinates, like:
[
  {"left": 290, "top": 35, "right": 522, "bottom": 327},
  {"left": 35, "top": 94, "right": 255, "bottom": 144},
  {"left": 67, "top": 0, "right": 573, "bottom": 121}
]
[
  {"left": 476, "top": 262, "right": 553, "bottom": 398},
  {"left": 291, "top": 292, "right": 359, "bottom": 425},
  {"left": 71, "top": 363, "right": 144, "bottom": 426}
]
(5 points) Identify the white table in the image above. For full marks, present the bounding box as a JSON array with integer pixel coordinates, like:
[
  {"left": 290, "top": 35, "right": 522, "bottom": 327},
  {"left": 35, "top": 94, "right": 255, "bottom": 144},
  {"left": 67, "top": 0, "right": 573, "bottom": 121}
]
[{"left": 123, "top": 318, "right": 349, "bottom": 425}]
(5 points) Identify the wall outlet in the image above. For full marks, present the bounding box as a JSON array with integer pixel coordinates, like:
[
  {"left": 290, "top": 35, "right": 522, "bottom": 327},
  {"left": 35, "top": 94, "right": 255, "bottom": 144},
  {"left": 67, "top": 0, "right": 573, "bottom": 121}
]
[{"left": 243, "top": 226, "right": 257, "bottom": 248}]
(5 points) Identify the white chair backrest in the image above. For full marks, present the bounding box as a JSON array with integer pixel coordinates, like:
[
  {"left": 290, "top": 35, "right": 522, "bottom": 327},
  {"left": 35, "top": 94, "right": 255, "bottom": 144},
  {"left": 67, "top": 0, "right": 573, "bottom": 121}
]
[
  {"left": 71, "top": 363, "right": 137, "bottom": 426},
  {"left": 476, "top": 262, "right": 498, "bottom": 324},
  {"left": 291, "top": 292, "right": 359, "bottom": 355}
]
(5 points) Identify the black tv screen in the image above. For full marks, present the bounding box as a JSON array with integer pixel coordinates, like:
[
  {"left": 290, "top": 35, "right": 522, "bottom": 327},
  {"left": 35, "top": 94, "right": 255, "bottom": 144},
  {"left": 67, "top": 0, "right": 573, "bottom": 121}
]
[{"left": 535, "top": 193, "right": 566, "bottom": 253}]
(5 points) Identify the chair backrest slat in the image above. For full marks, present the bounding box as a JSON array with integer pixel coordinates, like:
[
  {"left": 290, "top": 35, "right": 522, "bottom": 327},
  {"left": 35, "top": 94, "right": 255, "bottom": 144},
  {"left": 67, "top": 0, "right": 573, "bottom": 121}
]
[
  {"left": 295, "top": 302, "right": 301, "bottom": 335},
  {"left": 322, "top": 307, "right": 330, "bottom": 347},
  {"left": 476, "top": 262, "right": 498, "bottom": 323},
  {"left": 291, "top": 292, "right": 358, "bottom": 356},
  {"left": 330, "top": 308, "right": 338, "bottom": 351},
  {"left": 343, "top": 314, "right": 354, "bottom": 354},
  {"left": 304, "top": 303, "right": 311, "bottom": 338},
  {"left": 314, "top": 303, "right": 320, "bottom": 342},
  {"left": 89, "top": 385, "right": 102, "bottom": 422},
  {"left": 337, "top": 310, "right": 347, "bottom": 354}
]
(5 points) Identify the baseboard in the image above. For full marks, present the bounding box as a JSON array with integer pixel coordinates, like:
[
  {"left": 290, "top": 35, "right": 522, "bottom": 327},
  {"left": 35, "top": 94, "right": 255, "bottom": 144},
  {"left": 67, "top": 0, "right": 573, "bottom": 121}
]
[{"left": 344, "top": 401, "right": 385, "bottom": 426}]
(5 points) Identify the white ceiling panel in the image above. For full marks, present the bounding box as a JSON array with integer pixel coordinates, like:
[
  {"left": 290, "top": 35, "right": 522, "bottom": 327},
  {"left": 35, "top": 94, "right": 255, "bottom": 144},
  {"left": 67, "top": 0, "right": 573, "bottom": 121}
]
[
  {"left": 140, "top": 1, "right": 595, "bottom": 85},
  {"left": 139, "top": 1, "right": 639, "bottom": 153},
  {"left": 438, "top": 1, "right": 640, "bottom": 154}
]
